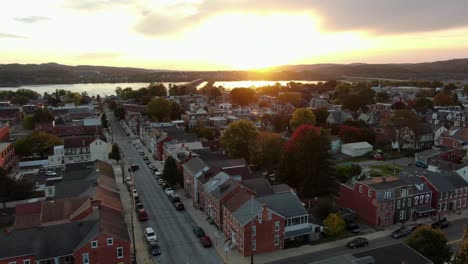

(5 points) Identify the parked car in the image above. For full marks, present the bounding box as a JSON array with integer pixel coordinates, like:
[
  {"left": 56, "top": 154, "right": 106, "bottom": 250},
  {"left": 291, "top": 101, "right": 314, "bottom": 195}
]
[
  {"left": 143, "top": 156, "right": 149, "bottom": 160},
  {"left": 391, "top": 227, "right": 412, "bottom": 238},
  {"left": 137, "top": 209, "right": 149, "bottom": 221},
  {"left": 46, "top": 171, "right": 57, "bottom": 176},
  {"left": 135, "top": 202, "right": 144, "bottom": 212},
  {"left": 200, "top": 236, "right": 212, "bottom": 248},
  {"left": 346, "top": 222, "right": 361, "bottom": 233},
  {"left": 144, "top": 227, "right": 157, "bottom": 242},
  {"left": 152, "top": 168, "right": 159, "bottom": 172},
  {"left": 138, "top": 151, "right": 145, "bottom": 156},
  {"left": 148, "top": 241, "right": 161, "bottom": 256},
  {"left": 415, "top": 161, "right": 427, "bottom": 168},
  {"left": 155, "top": 171, "right": 162, "bottom": 178},
  {"left": 346, "top": 237, "right": 369, "bottom": 248},
  {"left": 161, "top": 183, "right": 169, "bottom": 190},
  {"left": 193, "top": 227, "right": 205, "bottom": 237},
  {"left": 169, "top": 194, "right": 180, "bottom": 203},
  {"left": 432, "top": 218, "right": 449, "bottom": 229},
  {"left": 148, "top": 164, "right": 155, "bottom": 169},
  {"left": 145, "top": 160, "right": 151, "bottom": 165},
  {"left": 131, "top": 164, "right": 139, "bottom": 171},
  {"left": 157, "top": 178, "right": 166, "bottom": 185},
  {"left": 165, "top": 188, "right": 175, "bottom": 196},
  {"left": 174, "top": 201, "right": 184, "bottom": 210}
]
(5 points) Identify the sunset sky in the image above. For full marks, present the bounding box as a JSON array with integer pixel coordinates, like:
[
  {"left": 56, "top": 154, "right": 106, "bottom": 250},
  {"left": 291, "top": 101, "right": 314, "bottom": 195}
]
[{"left": 1, "top": 0, "right": 468, "bottom": 70}]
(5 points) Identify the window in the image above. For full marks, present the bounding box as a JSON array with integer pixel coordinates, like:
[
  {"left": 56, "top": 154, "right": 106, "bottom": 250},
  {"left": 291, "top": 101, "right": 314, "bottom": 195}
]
[
  {"left": 449, "top": 191, "right": 453, "bottom": 198},
  {"left": 463, "top": 198, "right": 467, "bottom": 206},
  {"left": 400, "top": 189, "right": 407, "bottom": 197},
  {"left": 251, "top": 226, "right": 256, "bottom": 236},
  {"left": 464, "top": 187, "right": 468, "bottom": 195},
  {"left": 268, "top": 211, "right": 272, "bottom": 220},
  {"left": 443, "top": 202, "right": 447, "bottom": 211},
  {"left": 91, "top": 240, "right": 98, "bottom": 248},
  {"left": 384, "top": 191, "right": 392, "bottom": 199},
  {"left": 82, "top": 253, "right": 90, "bottom": 264},
  {"left": 455, "top": 190, "right": 458, "bottom": 197},
  {"left": 402, "top": 199, "right": 406, "bottom": 208},
  {"left": 397, "top": 200, "right": 401, "bottom": 209},
  {"left": 414, "top": 196, "right": 419, "bottom": 205},
  {"left": 23, "top": 260, "right": 30, "bottom": 264},
  {"left": 107, "top": 238, "right": 113, "bottom": 246},
  {"left": 359, "top": 185, "right": 363, "bottom": 193},
  {"left": 408, "top": 198, "right": 412, "bottom": 206},
  {"left": 252, "top": 240, "right": 256, "bottom": 251},
  {"left": 384, "top": 214, "right": 390, "bottom": 222},
  {"left": 425, "top": 194, "right": 430, "bottom": 204},
  {"left": 440, "top": 193, "right": 444, "bottom": 200},
  {"left": 458, "top": 199, "right": 462, "bottom": 208},
  {"left": 368, "top": 189, "right": 372, "bottom": 197},
  {"left": 117, "top": 247, "right": 123, "bottom": 259},
  {"left": 438, "top": 204, "right": 442, "bottom": 211},
  {"left": 274, "top": 235, "right": 280, "bottom": 246},
  {"left": 275, "top": 221, "right": 280, "bottom": 232},
  {"left": 399, "top": 210, "right": 406, "bottom": 220},
  {"left": 420, "top": 195, "right": 424, "bottom": 203}
]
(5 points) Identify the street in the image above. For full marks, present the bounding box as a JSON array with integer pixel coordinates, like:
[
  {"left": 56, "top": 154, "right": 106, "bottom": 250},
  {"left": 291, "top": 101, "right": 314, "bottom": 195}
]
[
  {"left": 268, "top": 218, "right": 466, "bottom": 264},
  {"left": 107, "top": 109, "right": 223, "bottom": 264}
]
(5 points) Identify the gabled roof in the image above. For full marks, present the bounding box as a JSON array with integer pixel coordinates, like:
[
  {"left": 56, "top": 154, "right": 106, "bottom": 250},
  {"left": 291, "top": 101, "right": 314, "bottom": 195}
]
[
  {"left": 40, "top": 197, "right": 89, "bottom": 224},
  {"left": 241, "top": 178, "right": 274, "bottom": 195},
  {"left": 211, "top": 178, "right": 239, "bottom": 199},
  {"left": 203, "top": 172, "right": 230, "bottom": 193},
  {"left": 182, "top": 157, "right": 208, "bottom": 177},
  {"left": 14, "top": 202, "right": 42, "bottom": 230},
  {"left": 422, "top": 172, "right": 468, "bottom": 192},
  {"left": 255, "top": 192, "right": 307, "bottom": 218},
  {"left": 363, "top": 176, "right": 410, "bottom": 191},
  {"left": 63, "top": 136, "right": 101, "bottom": 148},
  {"left": 0, "top": 220, "right": 98, "bottom": 261},
  {"left": 224, "top": 191, "right": 252, "bottom": 213},
  {"left": 232, "top": 198, "right": 262, "bottom": 226},
  {"left": 95, "top": 186, "right": 123, "bottom": 211}
]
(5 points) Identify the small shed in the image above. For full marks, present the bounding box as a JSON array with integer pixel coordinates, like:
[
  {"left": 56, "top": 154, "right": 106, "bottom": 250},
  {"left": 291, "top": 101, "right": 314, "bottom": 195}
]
[{"left": 341, "top": 142, "right": 373, "bottom": 157}]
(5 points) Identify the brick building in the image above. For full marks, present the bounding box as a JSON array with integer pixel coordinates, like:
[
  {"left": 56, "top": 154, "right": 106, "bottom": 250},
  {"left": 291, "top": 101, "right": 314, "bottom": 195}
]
[{"left": 0, "top": 142, "right": 17, "bottom": 172}]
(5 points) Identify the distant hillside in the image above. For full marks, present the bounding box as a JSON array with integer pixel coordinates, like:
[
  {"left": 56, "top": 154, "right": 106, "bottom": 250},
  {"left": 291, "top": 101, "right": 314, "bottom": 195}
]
[
  {"left": 274, "top": 58, "right": 468, "bottom": 81},
  {"left": 1, "top": 58, "right": 467, "bottom": 86}
]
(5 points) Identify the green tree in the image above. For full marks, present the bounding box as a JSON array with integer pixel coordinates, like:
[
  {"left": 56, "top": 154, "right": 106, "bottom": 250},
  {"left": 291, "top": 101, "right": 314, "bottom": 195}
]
[
  {"left": 101, "top": 113, "right": 108, "bottom": 129},
  {"left": 323, "top": 213, "right": 345, "bottom": 236},
  {"left": 148, "top": 97, "right": 171, "bottom": 121},
  {"left": 312, "top": 107, "right": 329, "bottom": 125},
  {"left": 290, "top": 108, "right": 316, "bottom": 131},
  {"left": 162, "top": 156, "right": 180, "bottom": 186},
  {"left": 279, "top": 125, "right": 338, "bottom": 197},
  {"left": 334, "top": 83, "right": 352, "bottom": 104},
  {"left": 230, "top": 88, "right": 256, "bottom": 106},
  {"left": 221, "top": 120, "right": 259, "bottom": 162},
  {"left": 114, "top": 106, "right": 125, "bottom": 120},
  {"left": 108, "top": 143, "right": 121, "bottom": 163},
  {"left": 386, "top": 109, "right": 421, "bottom": 152},
  {"left": 170, "top": 101, "right": 184, "bottom": 120},
  {"left": 192, "top": 126, "right": 215, "bottom": 140},
  {"left": 32, "top": 108, "right": 54, "bottom": 124},
  {"left": 335, "top": 164, "right": 362, "bottom": 183},
  {"left": 406, "top": 226, "right": 452, "bottom": 264},
  {"left": 15, "top": 131, "right": 63, "bottom": 158},
  {"left": 22, "top": 115, "right": 34, "bottom": 130},
  {"left": 453, "top": 226, "right": 468, "bottom": 264},
  {"left": 250, "top": 132, "right": 283, "bottom": 169},
  {"left": 148, "top": 83, "right": 167, "bottom": 96},
  {"left": 414, "top": 97, "right": 434, "bottom": 109},
  {"left": 375, "top": 91, "right": 390, "bottom": 103}
]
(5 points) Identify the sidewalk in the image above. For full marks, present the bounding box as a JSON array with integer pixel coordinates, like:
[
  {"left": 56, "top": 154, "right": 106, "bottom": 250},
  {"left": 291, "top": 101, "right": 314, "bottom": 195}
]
[{"left": 116, "top": 161, "right": 154, "bottom": 264}]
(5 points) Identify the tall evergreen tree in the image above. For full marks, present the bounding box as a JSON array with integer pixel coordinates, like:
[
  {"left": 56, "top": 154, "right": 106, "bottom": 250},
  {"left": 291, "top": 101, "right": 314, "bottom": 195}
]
[
  {"left": 279, "top": 125, "right": 338, "bottom": 197},
  {"left": 108, "top": 143, "right": 121, "bottom": 163},
  {"left": 162, "top": 156, "right": 180, "bottom": 186}
]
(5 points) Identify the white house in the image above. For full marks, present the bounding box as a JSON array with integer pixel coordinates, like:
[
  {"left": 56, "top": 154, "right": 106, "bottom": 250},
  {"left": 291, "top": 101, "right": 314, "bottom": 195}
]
[
  {"left": 341, "top": 142, "right": 373, "bottom": 157},
  {"left": 56, "top": 136, "right": 109, "bottom": 163}
]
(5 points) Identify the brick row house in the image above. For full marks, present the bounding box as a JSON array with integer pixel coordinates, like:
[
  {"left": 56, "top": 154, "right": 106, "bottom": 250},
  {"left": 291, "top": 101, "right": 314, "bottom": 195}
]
[
  {"left": 222, "top": 192, "right": 319, "bottom": 257},
  {"left": 338, "top": 176, "right": 434, "bottom": 227},
  {"left": 0, "top": 206, "right": 131, "bottom": 264},
  {"left": 0, "top": 142, "right": 17, "bottom": 172},
  {"left": 437, "top": 128, "right": 468, "bottom": 160}
]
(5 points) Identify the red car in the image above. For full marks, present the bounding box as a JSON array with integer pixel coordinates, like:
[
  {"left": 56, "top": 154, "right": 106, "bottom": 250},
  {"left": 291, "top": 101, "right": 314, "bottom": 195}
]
[
  {"left": 200, "top": 236, "right": 212, "bottom": 248},
  {"left": 138, "top": 209, "right": 149, "bottom": 221}
]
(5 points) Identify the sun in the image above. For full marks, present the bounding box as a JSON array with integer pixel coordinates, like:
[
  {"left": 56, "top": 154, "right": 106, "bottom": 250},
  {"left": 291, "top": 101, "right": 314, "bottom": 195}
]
[{"left": 184, "top": 12, "right": 327, "bottom": 70}]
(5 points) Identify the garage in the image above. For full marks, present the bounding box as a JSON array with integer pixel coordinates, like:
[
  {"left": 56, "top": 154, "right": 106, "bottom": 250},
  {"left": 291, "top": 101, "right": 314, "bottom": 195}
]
[{"left": 341, "top": 142, "right": 373, "bottom": 157}]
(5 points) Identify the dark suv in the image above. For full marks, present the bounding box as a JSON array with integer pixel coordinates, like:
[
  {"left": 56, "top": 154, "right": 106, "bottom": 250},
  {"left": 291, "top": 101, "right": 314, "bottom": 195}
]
[
  {"left": 346, "top": 237, "right": 369, "bottom": 248},
  {"left": 391, "top": 227, "right": 412, "bottom": 238}
]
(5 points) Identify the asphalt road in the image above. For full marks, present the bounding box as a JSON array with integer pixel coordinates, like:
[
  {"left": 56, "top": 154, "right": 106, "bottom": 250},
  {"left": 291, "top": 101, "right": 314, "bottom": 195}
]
[
  {"left": 107, "top": 108, "right": 223, "bottom": 264},
  {"left": 268, "top": 218, "right": 467, "bottom": 264}
]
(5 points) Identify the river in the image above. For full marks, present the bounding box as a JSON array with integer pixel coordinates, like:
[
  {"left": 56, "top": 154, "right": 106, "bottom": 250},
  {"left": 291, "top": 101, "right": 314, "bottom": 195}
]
[{"left": 0, "top": 80, "right": 322, "bottom": 96}]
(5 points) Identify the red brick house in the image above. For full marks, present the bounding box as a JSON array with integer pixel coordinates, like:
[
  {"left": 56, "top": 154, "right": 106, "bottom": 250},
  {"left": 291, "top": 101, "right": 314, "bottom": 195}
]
[
  {"left": 338, "top": 176, "right": 424, "bottom": 227},
  {"left": 181, "top": 157, "right": 209, "bottom": 206},
  {"left": 0, "top": 123, "right": 10, "bottom": 142},
  {"left": 0, "top": 107, "right": 22, "bottom": 125},
  {"left": 438, "top": 128, "right": 468, "bottom": 160},
  {"left": 223, "top": 192, "right": 317, "bottom": 257},
  {"left": 420, "top": 171, "right": 468, "bottom": 214},
  {"left": 0, "top": 205, "right": 131, "bottom": 264}
]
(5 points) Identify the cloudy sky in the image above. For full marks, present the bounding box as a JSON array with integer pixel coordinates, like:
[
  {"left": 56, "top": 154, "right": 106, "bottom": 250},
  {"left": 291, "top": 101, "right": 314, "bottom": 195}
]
[{"left": 1, "top": 0, "right": 468, "bottom": 70}]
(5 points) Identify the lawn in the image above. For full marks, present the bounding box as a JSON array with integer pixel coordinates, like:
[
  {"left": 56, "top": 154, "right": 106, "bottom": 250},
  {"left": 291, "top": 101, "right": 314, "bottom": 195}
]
[{"left": 369, "top": 164, "right": 403, "bottom": 176}]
